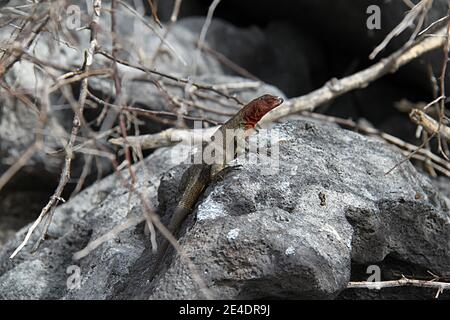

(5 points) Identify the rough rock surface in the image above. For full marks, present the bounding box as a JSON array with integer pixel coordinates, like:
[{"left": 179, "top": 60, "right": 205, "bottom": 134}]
[
  {"left": 0, "top": 94, "right": 72, "bottom": 178},
  {"left": 0, "top": 145, "right": 178, "bottom": 299},
  {"left": 146, "top": 121, "right": 449, "bottom": 299},
  {"left": 0, "top": 120, "right": 448, "bottom": 299}
]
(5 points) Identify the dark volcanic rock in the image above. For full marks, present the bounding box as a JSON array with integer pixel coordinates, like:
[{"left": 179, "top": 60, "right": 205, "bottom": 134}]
[
  {"left": 148, "top": 121, "right": 449, "bottom": 299},
  {"left": 0, "top": 121, "right": 448, "bottom": 300}
]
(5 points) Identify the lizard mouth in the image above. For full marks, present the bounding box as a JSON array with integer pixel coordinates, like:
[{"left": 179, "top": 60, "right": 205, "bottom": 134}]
[
  {"left": 267, "top": 96, "right": 284, "bottom": 112},
  {"left": 275, "top": 97, "right": 284, "bottom": 105},
  {"left": 265, "top": 95, "right": 284, "bottom": 110}
]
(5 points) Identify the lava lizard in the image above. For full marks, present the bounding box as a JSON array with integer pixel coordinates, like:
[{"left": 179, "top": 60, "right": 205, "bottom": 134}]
[{"left": 153, "top": 94, "right": 284, "bottom": 271}]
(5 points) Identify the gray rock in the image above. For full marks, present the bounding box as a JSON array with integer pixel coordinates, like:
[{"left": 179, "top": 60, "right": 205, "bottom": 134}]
[
  {"left": 0, "top": 95, "right": 71, "bottom": 177},
  {"left": 1, "top": 0, "right": 448, "bottom": 300},
  {"left": 147, "top": 120, "right": 449, "bottom": 299},
  {"left": 432, "top": 176, "right": 450, "bottom": 202},
  {"left": 2, "top": 120, "right": 445, "bottom": 299},
  {"left": 0, "top": 144, "right": 184, "bottom": 299}
]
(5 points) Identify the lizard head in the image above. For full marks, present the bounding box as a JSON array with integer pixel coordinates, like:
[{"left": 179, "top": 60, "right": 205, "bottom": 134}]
[{"left": 242, "top": 94, "right": 284, "bottom": 130}]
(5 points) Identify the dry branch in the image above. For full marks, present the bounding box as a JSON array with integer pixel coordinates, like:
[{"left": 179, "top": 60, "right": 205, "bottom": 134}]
[
  {"left": 109, "top": 126, "right": 216, "bottom": 150},
  {"left": 9, "top": 0, "right": 103, "bottom": 260},
  {"left": 192, "top": 0, "right": 222, "bottom": 75},
  {"left": 369, "top": 0, "right": 433, "bottom": 59},
  {"left": 347, "top": 277, "right": 450, "bottom": 298},
  {"left": 117, "top": 0, "right": 186, "bottom": 66},
  {"left": 96, "top": 49, "right": 250, "bottom": 105},
  {"left": 410, "top": 108, "right": 450, "bottom": 140},
  {"left": 110, "top": 21, "right": 450, "bottom": 175},
  {"left": 0, "top": 142, "right": 40, "bottom": 192},
  {"left": 0, "top": 14, "right": 50, "bottom": 78},
  {"left": 347, "top": 278, "right": 450, "bottom": 290},
  {"left": 436, "top": 3, "right": 450, "bottom": 158},
  {"left": 149, "top": 0, "right": 183, "bottom": 64},
  {"left": 262, "top": 23, "right": 450, "bottom": 124}
]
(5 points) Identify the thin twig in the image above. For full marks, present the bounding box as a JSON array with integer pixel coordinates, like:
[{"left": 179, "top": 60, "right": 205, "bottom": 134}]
[
  {"left": 263, "top": 22, "right": 450, "bottom": 124},
  {"left": 410, "top": 108, "right": 450, "bottom": 140},
  {"left": 0, "top": 142, "right": 40, "bottom": 192},
  {"left": 149, "top": 0, "right": 182, "bottom": 64},
  {"left": 109, "top": 126, "right": 216, "bottom": 150},
  {"left": 73, "top": 215, "right": 145, "bottom": 260},
  {"left": 0, "top": 14, "right": 50, "bottom": 78},
  {"left": 436, "top": 5, "right": 450, "bottom": 159},
  {"left": 97, "top": 49, "right": 246, "bottom": 104},
  {"left": 192, "top": 0, "right": 222, "bottom": 75},
  {"left": 369, "top": 0, "right": 433, "bottom": 60},
  {"left": 9, "top": 0, "right": 103, "bottom": 259},
  {"left": 347, "top": 277, "right": 450, "bottom": 298},
  {"left": 200, "top": 44, "right": 261, "bottom": 81},
  {"left": 117, "top": 0, "right": 186, "bottom": 66},
  {"left": 86, "top": 89, "right": 219, "bottom": 125}
]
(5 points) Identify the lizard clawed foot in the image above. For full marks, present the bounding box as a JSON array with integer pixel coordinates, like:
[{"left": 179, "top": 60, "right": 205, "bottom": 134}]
[{"left": 254, "top": 123, "right": 263, "bottom": 134}]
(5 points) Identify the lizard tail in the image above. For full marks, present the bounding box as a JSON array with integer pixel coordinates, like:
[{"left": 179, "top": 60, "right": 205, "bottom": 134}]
[
  {"left": 167, "top": 206, "right": 190, "bottom": 234},
  {"left": 152, "top": 206, "right": 190, "bottom": 277}
]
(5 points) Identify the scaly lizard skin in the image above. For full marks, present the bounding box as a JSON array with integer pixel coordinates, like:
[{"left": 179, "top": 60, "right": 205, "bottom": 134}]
[{"left": 154, "top": 94, "right": 284, "bottom": 270}]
